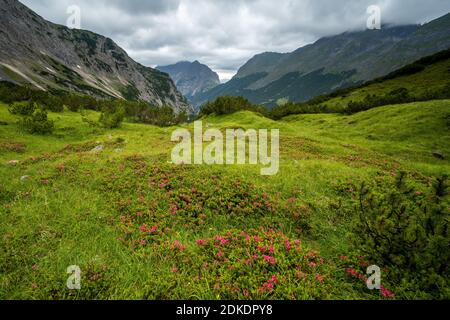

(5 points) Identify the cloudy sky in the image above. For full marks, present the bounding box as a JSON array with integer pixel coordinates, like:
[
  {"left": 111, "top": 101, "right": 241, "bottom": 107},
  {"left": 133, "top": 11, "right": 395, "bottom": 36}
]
[{"left": 20, "top": 0, "right": 450, "bottom": 81}]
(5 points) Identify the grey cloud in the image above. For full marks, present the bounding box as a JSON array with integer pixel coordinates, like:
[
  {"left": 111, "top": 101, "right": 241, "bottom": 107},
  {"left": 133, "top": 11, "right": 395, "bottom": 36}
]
[
  {"left": 20, "top": 0, "right": 450, "bottom": 80},
  {"left": 108, "top": 0, "right": 180, "bottom": 15}
]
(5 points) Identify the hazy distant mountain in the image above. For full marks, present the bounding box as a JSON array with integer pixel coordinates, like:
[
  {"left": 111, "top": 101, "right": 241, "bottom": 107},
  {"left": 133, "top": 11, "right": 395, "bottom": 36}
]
[
  {"left": 0, "top": 0, "right": 191, "bottom": 113},
  {"left": 157, "top": 61, "right": 220, "bottom": 101},
  {"left": 192, "top": 12, "right": 450, "bottom": 108}
]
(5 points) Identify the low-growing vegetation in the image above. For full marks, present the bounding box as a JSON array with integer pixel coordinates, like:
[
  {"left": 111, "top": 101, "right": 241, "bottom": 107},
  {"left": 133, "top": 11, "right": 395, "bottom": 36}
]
[
  {"left": 0, "top": 81, "right": 189, "bottom": 132},
  {"left": 0, "top": 94, "right": 449, "bottom": 299},
  {"left": 0, "top": 49, "right": 449, "bottom": 301},
  {"left": 348, "top": 173, "right": 449, "bottom": 299},
  {"left": 9, "top": 101, "right": 54, "bottom": 134},
  {"left": 199, "top": 96, "right": 267, "bottom": 117}
]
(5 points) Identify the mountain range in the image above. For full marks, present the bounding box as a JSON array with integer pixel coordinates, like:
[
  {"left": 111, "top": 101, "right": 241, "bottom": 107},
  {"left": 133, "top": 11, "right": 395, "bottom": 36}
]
[
  {"left": 1, "top": 0, "right": 449, "bottom": 115},
  {"left": 191, "top": 13, "right": 450, "bottom": 109},
  {"left": 0, "top": 0, "right": 192, "bottom": 113},
  {"left": 156, "top": 61, "right": 220, "bottom": 103}
]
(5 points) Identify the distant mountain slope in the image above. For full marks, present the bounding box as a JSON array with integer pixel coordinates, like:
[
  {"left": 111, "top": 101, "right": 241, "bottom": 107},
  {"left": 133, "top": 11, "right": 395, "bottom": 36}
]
[
  {"left": 311, "top": 49, "right": 450, "bottom": 112},
  {"left": 156, "top": 61, "right": 220, "bottom": 101},
  {"left": 192, "top": 13, "right": 450, "bottom": 109},
  {"left": 268, "top": 48, "right": 450, "bottom": 120},
  {"left": 234, "top": 52, "right": 287, "bottom": 79},
  {"left": 0, "top": 0, "right": 191, "bottom": 113}
]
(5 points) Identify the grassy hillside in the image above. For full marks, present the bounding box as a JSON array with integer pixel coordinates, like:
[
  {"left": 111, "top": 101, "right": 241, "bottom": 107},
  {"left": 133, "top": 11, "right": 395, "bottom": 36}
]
[
  {"left": 1, "top": 98, "right": 448, "bottom": 299},
  {"left": 268, "top": 49, "right": 450, "bottom": 119},
  {"left": 319, "top": 58, "right": 450, "bottom": 111}
]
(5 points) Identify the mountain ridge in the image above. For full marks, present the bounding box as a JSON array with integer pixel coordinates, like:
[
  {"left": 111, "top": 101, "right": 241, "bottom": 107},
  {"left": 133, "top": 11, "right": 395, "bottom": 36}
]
[
  {"left": 192, "top": 12, "right": 450, "bottom": 108},
  {"left": 156, "top": 60, "right": 220, "bottom": 102},
  {"left": 0, "top": 0, "right": 192, "bottom": 113}
]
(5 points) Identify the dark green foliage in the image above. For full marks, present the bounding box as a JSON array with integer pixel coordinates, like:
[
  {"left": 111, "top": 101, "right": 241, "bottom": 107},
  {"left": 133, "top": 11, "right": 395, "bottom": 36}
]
[
  {"left": 111, "top": 51, "right": 127, "bottom": 63},
  {"left": 35, "top": 94, "right": 64, "bottom": 112},
  {"left": 140, "top": 68, "right": 172, "bottom": 96},
  {"left": 126, "top": 102, "right": 187, "bottom": 127},
  {"left": 8, "top": 101, "right": 36, "bottom": 116},
  {"left": 327, "top": 48, "right": 450, "bottom": 102},
  {"left": 381, "top": 63, "right": 425, "bottom": 80},
  {"left": 120, "top": 84, "right": 140, "bottom": 101},
  {"left": 44, "top": 56, "right": 83, "bottom": 82},
  {"left": 0, "top": 79, "right": 187, "bottom": 128},
  {"left": 20, "top": 109, "right": 54, "bottom": 134},
  {"left": 104, "top": 38, "right": 116, "bottom": 52},
  {"left": 346, "top": 88, "right": 412, "bottom": 114},
  {"left": 269, "top": 102, "right": 332, "bottom": 120},
  {"left": 199, "top": 96, "right": 267, "bottom": 117},
  {"left": 99, "top": 104, "right": 126, "bottom": 129},
  {"left": 0, "top": 81, "right": 34, "bottom": 103},
  {"left": 9, "top": 102, "right": 54, "bottom": 134},
  {"left": 352, "top": 173, "right": 449, "bottom": 299},
  {"left": 95, "top": 59, "right": 113, "bottom": 73},
  {"left": 65, "top": 95, "right": 99, "bottom": 111},
  {"left": 73, "top": 31, "right": 99, "bottom": 56},
  {"left": 346, "top": 86, "right": 450, "bottom": 115}
]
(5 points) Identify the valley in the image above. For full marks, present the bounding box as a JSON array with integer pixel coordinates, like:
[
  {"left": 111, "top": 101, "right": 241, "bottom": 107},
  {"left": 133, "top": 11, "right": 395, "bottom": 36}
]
[
  {"left": 0, "top": 0, "right": 449, "bottom": 301},
  {"left": 1, "top": 94, "right": 448, "bottom": 299}
]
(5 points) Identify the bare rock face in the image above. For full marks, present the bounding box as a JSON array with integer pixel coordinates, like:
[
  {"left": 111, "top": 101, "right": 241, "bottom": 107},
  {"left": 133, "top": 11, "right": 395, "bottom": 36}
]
[
  {"left": 0, "top": 0, "right": 192, "bottom": 114},
  {"left": 157, "top": 61, "right": 220, "bottom": 101}
]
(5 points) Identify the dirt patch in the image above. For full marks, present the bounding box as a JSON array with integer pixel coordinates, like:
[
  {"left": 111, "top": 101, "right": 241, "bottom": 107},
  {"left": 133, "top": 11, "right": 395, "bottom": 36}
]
[{"left": 0, "top": 142, "right": 26, "bottom": 153}]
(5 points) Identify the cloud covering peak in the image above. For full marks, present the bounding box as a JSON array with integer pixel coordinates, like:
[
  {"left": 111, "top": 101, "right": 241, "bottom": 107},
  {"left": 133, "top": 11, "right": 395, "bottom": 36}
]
[{"left": 20, "top": 0, "right": 450, "bottom": 81}]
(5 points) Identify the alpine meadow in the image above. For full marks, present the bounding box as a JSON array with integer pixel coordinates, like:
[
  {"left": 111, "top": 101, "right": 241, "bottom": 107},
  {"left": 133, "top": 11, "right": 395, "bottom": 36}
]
[{"left": 0, "top": 0, "right": 449, "bottom": 303}]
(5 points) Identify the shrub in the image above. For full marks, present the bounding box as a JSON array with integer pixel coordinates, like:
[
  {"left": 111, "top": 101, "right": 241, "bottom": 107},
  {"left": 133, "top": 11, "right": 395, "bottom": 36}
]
[
  {"left": 351, "top": 173, "right": 449, "bottom": 299},
  {"left": 346, "top": 88, "right": 413, "bottom": 114},
  {"left": 381, "top": 63, "right": 425, "bottom": 80},
  {"left": 0, "top": 81, "right": 33, "bottom": 103},
  {"left": 129, "top": 103, "right": 188, "bottom": 127},
  {"left": 9, "top": 101, "right": 54, "bottom": 134},
  {"left": 8, "top": 101, "right": 36, "bottom": 116},
  {"left": 199, "top": 96, "right": 266, "bottom": 117},
  {"left": 37, "top": 94, "right": 64, "bottom": 112},
  {"left": 99, "top": 104, "right": 126, "bottom": 129},
  {"left": 20, "top": 108, "right": 55, "bottom": 134}
]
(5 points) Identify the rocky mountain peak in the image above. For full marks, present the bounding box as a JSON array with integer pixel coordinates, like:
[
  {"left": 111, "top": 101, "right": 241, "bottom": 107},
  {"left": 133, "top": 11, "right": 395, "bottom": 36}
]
[
  {"left": 157, "top": 60, "right": 220, "bottom": 100},
  {"left": 0, "top": 0, "right": 192, "bottom": 114}
]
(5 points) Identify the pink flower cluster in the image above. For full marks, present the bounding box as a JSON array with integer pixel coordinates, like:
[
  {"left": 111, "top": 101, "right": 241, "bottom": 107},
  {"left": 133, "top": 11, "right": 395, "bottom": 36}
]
[
  {"left": 256, "top": 245, "right": 274, "bottom": 254},
  {"left": 196, "top": 239, "right": 207, "bottom": 246},
  {"left": 259, "top": 275, "right": 279, "bottom": 293},
  {"left": 315, "top": 274, "right": 325, "bottom": 283},
  {"left": 284, "top": 240, "right": 292, "bottom": 252},
  {"left": 253, "top": 235, "right": 263, "bottom": 243},
  {"left": 262, "top": 255, "right": 277, "bottom": 265},
  {"left": 346, "top": 268, "right": 394, "bottom": 298},
  {"left": 380, "top": 286, "right": 395, "bottom": 298},
  {"left": 139, "top": 224, "right": 158, "bottom": 234},
  {"left": 169, "top": 205, "right": 177, "bottom": 215},
  {"left": 215, "top": 236, "right": 229, "bottom": 246},
  {"left": 173, "top": 240, "right": 186, "bottom": 251}
]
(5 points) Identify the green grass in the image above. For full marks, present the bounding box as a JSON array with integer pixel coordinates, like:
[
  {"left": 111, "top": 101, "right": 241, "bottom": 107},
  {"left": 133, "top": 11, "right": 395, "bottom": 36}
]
[
  {"left": 319, "top": 59, "right": 450, "bottom": 111},
  {"left": 0, "top": 100, "right": 449, "bottom": 299}
]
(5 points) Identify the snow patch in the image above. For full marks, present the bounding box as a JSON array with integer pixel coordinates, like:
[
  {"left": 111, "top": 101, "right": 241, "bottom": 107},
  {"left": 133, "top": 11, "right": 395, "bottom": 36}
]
[
  {"left": 0, "top": 62, "right": 46, "bottom": 91},
  {"left": 45, "top": 67, "right": 56, "bottom": 74}
]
